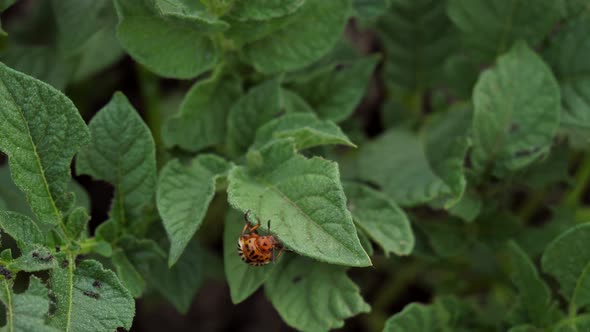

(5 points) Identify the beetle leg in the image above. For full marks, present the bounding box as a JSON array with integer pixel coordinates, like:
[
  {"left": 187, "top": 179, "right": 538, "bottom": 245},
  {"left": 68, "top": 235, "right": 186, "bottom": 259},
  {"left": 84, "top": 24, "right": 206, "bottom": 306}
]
[{"left": 273, "top": 246, "right": 285, "bottom": 263}]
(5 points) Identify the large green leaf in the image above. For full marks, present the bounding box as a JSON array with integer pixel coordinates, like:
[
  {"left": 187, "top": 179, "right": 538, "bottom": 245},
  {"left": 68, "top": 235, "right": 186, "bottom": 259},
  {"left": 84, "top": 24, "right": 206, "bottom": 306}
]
[
  {"left": 114, "top": 0, "right": 220, "bottom": 78},
  {"left": 157, "top": 154, "right": 229, "bottom": 266},
  {"left": 77, "top": 92, "right": 156, "bottom": 228},
  {"left": 265, "top": 256, "right": 370, "bottom": 331},
  {"left": 507, "top": 241, "right": 557, "bottom": 327},
  {"left": 0, "top": 277, "right": 60, "bottom": 332},
  {"left": 288, "top": 56, "right": 378, "bottom": 122},
  {"left": 344, "top": 182, "right": 414, "bottom": 256},
  {"left": 542, "top": 224, "right": 590, "bottom": 312},
  {"left": 378, "top": 0, "right": 456, "bottom": 92},
  {"left": 545, "top": 16, "right": 590, "bottom": 144},
  {"left": 357, "top": 129, "right": 452, "bottom": 206},
  {"left": 227, "top": 139, "right": 371, "bottom": 267},
  {"left": 111, "top": 249, "right": 145, "bottom": 298},
  {"left": 228, "top": 0, "right": 305, "bottom": 21},
  {"left": 163, "top": 73, "right": 242, "bottom": 152},
  {"left": 240, "top": 0, "right": 352, "bottom": 74},
  {"left": 0, "top": 62, "right": 89, "bottom": 225},
  {"left": 471, "top": 42, "right": 560, "bottom": 172},
  {"left": 447, "top": 0, "right": 562, "bottom": 60},
  {"left": 223, "top": 209, "right": 275, "bottom": 304},
  {"left": 49, "top": 257, "right": 134, "bottom": 332},
  {"left": 0, "top": 211, "right": 44, "bottom": 245},
  {"left": 252, "top": 113, "right": 355, "bottom": 151},
  {"left": 226, "top": 78, "right": 282, "bottom": 156}
]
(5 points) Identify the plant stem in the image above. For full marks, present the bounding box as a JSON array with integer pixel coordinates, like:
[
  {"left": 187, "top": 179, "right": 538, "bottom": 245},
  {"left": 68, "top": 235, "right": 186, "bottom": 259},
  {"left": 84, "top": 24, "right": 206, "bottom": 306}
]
[{"left": 565, "top": 152, "right": 590, "bottom": 208}]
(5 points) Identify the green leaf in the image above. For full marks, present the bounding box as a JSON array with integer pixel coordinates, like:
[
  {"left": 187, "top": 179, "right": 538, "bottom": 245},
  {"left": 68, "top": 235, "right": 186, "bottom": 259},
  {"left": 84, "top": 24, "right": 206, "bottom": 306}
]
[
  {"left": 223, "top": 209, "right": 275, "bottom": 304},
  {"left": 51, "top": 0, "right": 114, "bottom": 56},
  {"left": 9, "top": 244, "right": 56, "bottom": 272},
  {"left": 383, "top": 303, "right": 438, "bottom": 331},
  {"left": 252, "top": 113, "right": 355, "bottom": 150},
  {"left": 542, "top": 224, "right": 590, "bottom": 311},
  {"left": 447, "top": 0, "right": 562, "bottom": 60},
  {"left": 471, "top": 42, "right": 560, "bottom": 172},
  {"left": 553, "top": 314, "right": 590, "bottom": 332},
  {"left": 157, "top": 154, "right": 229, "bottom": 266},
  {"left": 344, "top": 182, "right": 414, "bottom": 256},
  {"left": 163, "top": 73, "right": 242, "bottom": 152},
  {"left": 227, "top": 139, "right": 371, "bottom": 267},
  {"left": 281, "top": 88, "right": 314, "bottom": 113},
  {"left": 49, "top": 256, "right": 134, "bottom": 332},
  {"left": 114, "top": 0, "right": 220, "bottom": 79},
  {"left": 288, "top": 56, "right": 378, "bottom": 122},
  {"left": 64, "top": 207, "right": 89, "bottom": 240},
  {"left": 424, "top": 105, "right": 471, "bottom": 207},
  {"left": 545, "top": 16, "right": 590, "bottom": 144},
  {"left": 0, "top": 277, "right": 60, "bottom": 332},
  {"left": 506, "top": 241, "right": 556, "bottom": 327},
  {"left": 76, "top": 92, "right": 156, "bottom": 228},
  {"left": 226, "top": 78, "right": 282, "bottom": 156},
  {"left": 417, "top": 218, "right": 469, "bottom": 258},
  {"left": 0, "top": 63, "right": 89, "bottom": 225},
  {"left": 357, "top": 129, "right": 452, "bottom": 206},
  {"left": 353, "top": 0, "right": 391, "bottom": 20},
  {"left": 265, "top": 256, "right": 370, "bottom": 331},
  {"left": 0, "top": 165, "right": 32, "bottom": 216},
  {"left": 377, "top": 0, "right": 456, "bottom": 92},
  {"left": 229, "top": 0, "right": 305, "bottom": 21},
  {"left": 240, "top": 0, "right": 352, "bottom": 74},
  {"left": 111, "top": 249, "right": 145, "bottom": 298},
  {"left": 145, "top": 239, "right": 205, "bottom": 314},
  {"left": 0, "top": 211, "right": 44, "bottom": 245}
]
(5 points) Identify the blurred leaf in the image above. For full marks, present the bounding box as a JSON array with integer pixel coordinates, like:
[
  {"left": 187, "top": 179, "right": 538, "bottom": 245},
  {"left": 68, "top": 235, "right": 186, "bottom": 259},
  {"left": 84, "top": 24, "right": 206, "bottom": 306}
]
[
  {"left": 223, "top": 209, "right": 275, "bottom": 304},
  {"left": 252, "top": 113, "right": 355, "bottom": 150},
  {"left": 163, "top": 74, "right": 242, "bottom": 152},
  {"left": 353, "top": 0, "right": 391, "bottom": 20},
  {"left": 228, "top": 0, "right": 305, "bottom": 21},
  {"left": 448, "top": 0, "right": 562, "bottom": 60},
  {"left": 227, "top": 139, "right": 371, "bottom": 267},
  {"left": 49, "top": 257, "right": 134, "bottom": 331},
  {"left": 157, "top": 154, "right": 229, "bottom": 266},
  {"left": 357, "top": 130, "right": 452, "bottom": 206},
  {"left": 384, "top": 302, "right": 440, "bottom": 331},
  {"left": 289, "top": 56, "right": 378, "bottom": 122},
  {"left": 471, "top": 42, "right": 560, "bottom": 173},
  {"left": 114, "top": 0, "right": 220, "bottom": 78},
  {"left": 344, "top": 182, "right": 414, "bottom": 256},
  {"left": 0, "top": 46, "right": 72, "bottom": 90},
  {"left": 226, "top": 78, "right": 282, "bottom": 156},
  {"left": 112, "top": 249, "right": 145, "bottom": 298},
  {"left": 0, "top": 63, "right": 89, "bottom": 225},
  {"left": 378, "top": 0, "right": 456, "bottom": 92},
  {"left": 0, "top": 277, "right": 60, "bottom": 332},
  {"left": 417, "top": 218, "right": 469, "bottom": 258},
  {"left": 77, "top": 92, "right": 156, "bottom": 230},
  {"left": 265, "top": 256, "right": 370, "bottom": 331},
  {"left": 240, "top": 0, "right": 351, "bottom": 74},
  {"left": 542, "top": 223, "right": 590, "bottom": 312}
]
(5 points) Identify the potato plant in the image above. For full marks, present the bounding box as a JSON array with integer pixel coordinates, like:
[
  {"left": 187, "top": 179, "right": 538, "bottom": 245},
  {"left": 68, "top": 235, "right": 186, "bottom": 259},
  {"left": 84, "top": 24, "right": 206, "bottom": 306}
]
[{"left": 0, "top": 0, "right": 589, "bottom": 331}]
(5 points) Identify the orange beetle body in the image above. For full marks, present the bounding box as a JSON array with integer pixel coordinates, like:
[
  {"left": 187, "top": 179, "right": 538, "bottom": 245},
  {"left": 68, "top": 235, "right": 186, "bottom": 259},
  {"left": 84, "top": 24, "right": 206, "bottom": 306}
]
[{"left": 238, "top": 211, "right": 284, "bottom": 266}]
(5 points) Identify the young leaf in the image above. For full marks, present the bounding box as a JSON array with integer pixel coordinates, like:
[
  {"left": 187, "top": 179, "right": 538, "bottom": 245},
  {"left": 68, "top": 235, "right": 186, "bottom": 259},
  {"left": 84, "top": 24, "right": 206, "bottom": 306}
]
[
  {"left": 111, "top": 249, "right": 145, "bottom": 298},
  {"left": 288, "top": 56, "right": 378, "bottom": 122},
  {"left": 223, "top": 209, "right": 275, "bottom": 304},
  {"left": 344, "top": 182, "right": 414, "bottom": 256},
  {"left": 163, "top": 74, "right": 242, "bottom": 152},
  {"left": 0, "top": 211, "right": 44, "bottom": 245},
  {"left": 542, "top": 224, "right": 590, "bottom": 311},
  {"left": 157, "top": 154, "right": 229, "bottom": 266},
  {"left": 0, "top": 62, "right": 90, "bottom": 225},
  {"left": 226, "top": 78, "right": 281, "bottom": 156},
  {"left": 227, "top": 139, "right": 371, "bottom": 267},
  {"left": 0, "top": 277, "right": 60, "bottom": 332},
  {"left": 252, "top": 113, "right": 355, "bottom": 151},
  {"left": 114, "top": 0, "right": 220, "bottom": 79},
  {"left": 64, "top": 207, "right": 89, "bottom": 240},
  {"left": 506, "top": 241, "right": 557, "bottom": 327},
  {"left": 240, "top": 0, "right": 352, "bottom": 74},
  {"left": 50, "top": 256, "right": 134, "bottom": 332},
  {"left": 377, "top": 0, "right": 456, "bottom": 92},
  {"left": 265, "top": 256, "right": 370, "bottom": 331},
  {"left": 471, "top": 42, "right": 560, "bottom": 172},
  {"left": 77, "top": 92, "right": 156, "bottom": 228},
  {"left": 447, "top": 0, "right": 562, "bottom": 60},
  {"left": 357, "top": 130, "right": 452, "bottom": 206},
  {"left": 228, "top": 0, "right": 305, "bottom": 21},
  {"left": 9, "top": 244, "right": 56, "bottom": 272}
]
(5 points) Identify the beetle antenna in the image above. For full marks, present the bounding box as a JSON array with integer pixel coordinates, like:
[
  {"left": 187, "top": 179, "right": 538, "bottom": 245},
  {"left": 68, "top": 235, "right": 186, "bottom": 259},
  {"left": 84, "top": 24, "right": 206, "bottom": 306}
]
[{"left": 267, "top": 219, "right": 271, "bottom": 235}]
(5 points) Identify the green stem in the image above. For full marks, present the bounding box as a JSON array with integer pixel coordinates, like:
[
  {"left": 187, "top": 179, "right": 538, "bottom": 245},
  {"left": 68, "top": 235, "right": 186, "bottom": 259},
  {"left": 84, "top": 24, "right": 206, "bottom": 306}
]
[
  {"left": 3, "top": 280, "right": 12, "bottom": 332},
  {"left": 517, "top": 188, "right": 546, "bottom": 224},
  {"left": 565, "top": 152, "right": 590, "bottom": 208}
]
